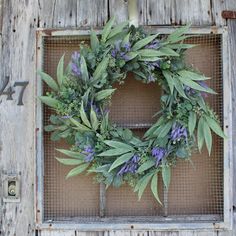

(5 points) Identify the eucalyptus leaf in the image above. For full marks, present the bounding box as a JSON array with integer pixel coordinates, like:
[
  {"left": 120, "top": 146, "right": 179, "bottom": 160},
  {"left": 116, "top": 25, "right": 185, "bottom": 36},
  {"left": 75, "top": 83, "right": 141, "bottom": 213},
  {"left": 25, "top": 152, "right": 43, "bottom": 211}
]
[
  {"left": 108, "top": 21, "right": 129, "bottom": 39},
  {"left": 39, "top": 96, "right": 60, "bottom": 109},
  {"left": 98, "top": 148, "right": 131, "bottom": 157},
  {"left": 38, "top": 71, "right": 59, "bottom": 91},
  {"left": 137, "top": 159, "right": 155, "bottom": 173},
  {"left": 151, "top": 173, "right": 162, "bottom": 205},
  {"left": 162, "top": 165, "right": 171, "bottom": 189},
  {"left": 138, "top": 173, "right": 153, "bottom": 200},
  {"left": 104, "top": 140, "right": 134, "bottom": 151},
  {"left": 90, "top": 30, "right": 99, "bottom": 51},
  {"left": 56, "top": 158, "right": 83, "bottom": 165},
  {"left": 205, "top": 116, "right": 226, "bottom": 139},
  {"left": 57, "top": 54, "right": 65, "bottom": 87},
  {"left": 66, "top": 163, "right": 90, "bottom": 179},
  {"left": 90, "top": 106, "right": 99, "bottom": 130},
  {"left": 101, "top": 16, "right": 115, "bottom": 42},
  {"left": 197, "top": 117, "right": 205, "bottom": 152},
  {"left": 93, "top": 57, "right": 109, "bottom": 81},
  {"left": 56, "top": 149, "right": 86, "bottom": 159},
  {"left": 80, "top": 102, "right": 91, "bottom": 128},
  {"left": 132, "top": 34, "right": 159, "bottom": 51},
  {"left": 80, "top": 55, "right": 89, "bottom": 82},
  {"left": 95, "top": 89, "right": 116, "bottom": 101},
  {"left": 163, "top": 70, "right": 174, "bottom": 94},
  {"left": 203, "top": 121, "right": 212, "bottom": 156},
  {"left": 69, "top": 118, "right": 91, "bottom": 132},
  {"left": 188, "top": 111, "right": 197, "bottom": 136},
  {"left": 108, "top": 152, "right": 133, "bottom": 172}
]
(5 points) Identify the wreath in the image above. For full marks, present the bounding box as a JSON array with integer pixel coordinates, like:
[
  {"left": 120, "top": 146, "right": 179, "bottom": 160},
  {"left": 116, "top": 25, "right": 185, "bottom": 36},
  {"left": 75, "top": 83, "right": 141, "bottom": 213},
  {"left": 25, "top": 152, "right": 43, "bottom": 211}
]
[{"left": 39, "top": 17, "right": 226, "bottom": 204}]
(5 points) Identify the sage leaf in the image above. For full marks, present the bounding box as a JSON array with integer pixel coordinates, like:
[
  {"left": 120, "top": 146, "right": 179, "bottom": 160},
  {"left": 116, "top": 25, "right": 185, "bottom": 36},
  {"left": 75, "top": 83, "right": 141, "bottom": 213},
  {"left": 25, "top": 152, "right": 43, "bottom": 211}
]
[
  {"left": 90, "top": 30, "right": 99, "bottom": 51},
  {"left": 197, "top": 117, "right": 205, "bottom": 152},
  {"left": 104, "top": 140, "right": 134, "bottom": 151},
  {"left": 108, "top": 21, "right": 129, "bottom": 39},
  {"left": 90, "top": 106, "right": 99, "bottom": 130},
  {"left": 101, "top": 16, "right": 115, "bottom": 42},
  {"left": 80, "top": 55, "right": 89, "bottom": 82},
  {"left": 178, "top": 70, "right": 210, "bottom": 81},
  {"left": 132, "top": 34, "right": 159, "bottom": 51},
  {"left": 80, "top": 102, "right": 91, "bottom": 128},
  {"left": 205, "top": 116, "right": 226, "bottom": 139},
  {"left": 203, "top": 121, "right": 212, "bottom": 156},
  {"left": 162, "top": 165, "right": 171, "bottom": 189},
  {"left": 66, "top": 163, "right": 90, "bottom": 179},
  {"left": 108, "top": 152, "right": 133, "bottom": 172},
  {"left": 56, "top": 149, "right": 85, "bottom": 159},
  {"left": 163, "top": 70, "right": 174, "bottom": 94},
  {"left": 56, "top": 158, "right": 83, "bottom": 165},
  {"left": 188, "top": 111, "right": 197, "bottom": 136},
  {"left": 93, "top": 57, "right": 109, "bottom": 81},
  {"left": 137, "top": 159, "right": 155, "bottom": 173},
  {"left": 57, "top": 54, "right": 65, "bottom": 87},
  {"left": 39, "top": 96, "right": 60, "bottom": 109},
  {"left": 138, "top": 173, "right": 153, "bottom": 200},
  {"left": 98, "top": 148, "right": 131, "bottom": 157},
  {"left": 158, "top": 121, "right": 172, "bottom": 138},
  {"left": 38, "top": 71, "right": 59, "bottom": 91},
  {"left": 95, "top": 89, "right": 116, "bottom": 101},
  {"left": 151, "top": 173, "right": 162, "bottom": 205},
  {"left": 159, "top": 47, "right": 179, "bottom": 56},
  {"left": 69, "top": 118, "right": 91, "bottom": 132}
]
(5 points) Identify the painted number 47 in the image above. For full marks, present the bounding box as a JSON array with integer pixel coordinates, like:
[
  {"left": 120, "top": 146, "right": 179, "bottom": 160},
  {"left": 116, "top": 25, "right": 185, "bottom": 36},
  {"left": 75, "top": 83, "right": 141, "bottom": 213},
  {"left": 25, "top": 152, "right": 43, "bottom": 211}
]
[{"left": 0, "top": 76, "right": 29, "bottom": 106}]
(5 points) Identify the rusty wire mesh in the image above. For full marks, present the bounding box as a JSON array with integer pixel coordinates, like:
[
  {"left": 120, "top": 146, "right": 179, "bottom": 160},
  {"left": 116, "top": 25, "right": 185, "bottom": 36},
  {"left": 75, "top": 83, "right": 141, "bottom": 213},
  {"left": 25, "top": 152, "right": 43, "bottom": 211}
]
[{"left": 42, "top": 34, "right": 223, "bottom": 222}]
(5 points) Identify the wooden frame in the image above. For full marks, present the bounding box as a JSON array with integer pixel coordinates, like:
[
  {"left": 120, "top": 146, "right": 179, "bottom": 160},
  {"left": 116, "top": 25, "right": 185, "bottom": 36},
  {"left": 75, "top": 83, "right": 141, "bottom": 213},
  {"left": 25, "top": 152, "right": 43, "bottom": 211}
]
[{"left": 35, "top": 26, "right": 233, "bottom": 231}]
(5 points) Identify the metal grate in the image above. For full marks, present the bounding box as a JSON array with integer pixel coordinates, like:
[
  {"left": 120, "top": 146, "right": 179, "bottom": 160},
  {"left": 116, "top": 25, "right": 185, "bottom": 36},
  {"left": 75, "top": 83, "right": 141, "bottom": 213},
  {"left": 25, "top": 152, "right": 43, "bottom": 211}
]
[{"left": 42, "top": 34, "right": 223, "bottom": 222}]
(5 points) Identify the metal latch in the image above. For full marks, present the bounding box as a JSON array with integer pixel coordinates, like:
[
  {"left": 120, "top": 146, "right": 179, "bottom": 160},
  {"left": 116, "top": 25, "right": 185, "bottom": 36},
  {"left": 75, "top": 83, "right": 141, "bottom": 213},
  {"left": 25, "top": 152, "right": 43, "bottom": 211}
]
[{"left": 3, "top": 174, "right": 20, "bottom": 202}]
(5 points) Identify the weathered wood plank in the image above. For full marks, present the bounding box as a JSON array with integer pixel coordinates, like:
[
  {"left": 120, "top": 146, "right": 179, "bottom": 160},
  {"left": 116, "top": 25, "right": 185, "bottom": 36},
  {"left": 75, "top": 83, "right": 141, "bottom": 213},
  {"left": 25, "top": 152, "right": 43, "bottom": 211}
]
[
  {"left": 38, "top": 0, "right": 108, "bottom": 28},
  {"left": 40, "top": 230, "right": 75, "bottom": 236},
  {"left": 149, "top": 232, "right": 179, "bottom": 236},
  {"left": 228, "top": 19, "right": 236, "bottom": 209},
  {"left": 0, "top": 0, "right": 38, "bottom": 236},
  {"left": 109, "top": 0, "right": 146, "bottom": 24},
  {"left": 76, "top": 232, "right": 104, "bottom": 236},
  {"left": 147, "top": 0, "right": 212, "bottom": 26}
]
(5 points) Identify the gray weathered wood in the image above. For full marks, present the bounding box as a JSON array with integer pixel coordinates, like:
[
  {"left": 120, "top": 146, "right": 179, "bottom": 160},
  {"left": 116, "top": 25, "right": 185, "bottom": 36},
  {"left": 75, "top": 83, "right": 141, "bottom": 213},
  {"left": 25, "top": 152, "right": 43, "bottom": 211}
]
[
  {"left": 41, "top": 230, "right": 75, "bottom": 236},
  {"left": 0, "top": 0, "right": 38, "bottom": 236},
  {"left": 38, "top": 0, "right": 108, "bottom": 28}
]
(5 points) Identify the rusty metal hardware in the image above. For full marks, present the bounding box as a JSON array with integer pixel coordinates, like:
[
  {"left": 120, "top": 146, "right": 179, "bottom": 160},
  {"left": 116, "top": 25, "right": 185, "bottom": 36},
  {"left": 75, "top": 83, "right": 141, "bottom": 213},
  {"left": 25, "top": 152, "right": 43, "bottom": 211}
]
[{"left": 222, "top": 11, "right": 236, "bottom": 19}]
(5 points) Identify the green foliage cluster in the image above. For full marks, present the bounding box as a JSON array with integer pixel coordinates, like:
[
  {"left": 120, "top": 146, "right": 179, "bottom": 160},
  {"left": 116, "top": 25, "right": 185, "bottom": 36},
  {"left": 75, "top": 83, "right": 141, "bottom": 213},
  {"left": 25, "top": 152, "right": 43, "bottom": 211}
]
[{"left": 39, "top": 17, "right": 225, "bottom": 204}]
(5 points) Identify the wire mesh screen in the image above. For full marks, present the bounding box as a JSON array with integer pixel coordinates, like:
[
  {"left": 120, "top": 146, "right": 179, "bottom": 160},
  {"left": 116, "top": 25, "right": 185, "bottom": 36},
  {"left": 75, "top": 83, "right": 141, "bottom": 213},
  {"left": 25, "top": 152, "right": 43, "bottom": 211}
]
[{"left": 42, "top": 34, "right": 223, "bottom": 222}]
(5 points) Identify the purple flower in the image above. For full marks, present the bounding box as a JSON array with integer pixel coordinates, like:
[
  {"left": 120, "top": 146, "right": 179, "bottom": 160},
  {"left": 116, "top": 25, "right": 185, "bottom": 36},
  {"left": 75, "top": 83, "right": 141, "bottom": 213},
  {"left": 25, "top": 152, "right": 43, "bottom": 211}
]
[
  {"left": 111, "top": 49, "right": 117, "bottom": 58},
  {"left": 111, "top": 40, "right": 131, "bottom": 61},
  {"left": 71, "top": 62, "right": 81, "bottom": 76},
  {"left": 82, "top": 145, "right": 95, "bottom": 162},
  {"left": 184, "top": 85, "right": 196, "bottom": 96},
  {"left": 148, "top": 74, "right": 155, "bottom": 82},
  {"left": 198, "top": 81, "right": 209, "bottom": 97},
  {"left": 145, "top": 39, "right": 160, "bottom": 49},
  {"left": 117, "top": 154, "right": 140, "bottom": 176},
  {"left": 123, "top": 42, "right": 131, "bottom": 51},
  {"left": 71, "top": 51, "right": 80, "bottom": 62},
  {"left": 170, "top": 123, "right": 188, "bottom": 142},
  {"left": 145, "top": 60, "right": 160, "bottom": 72},
  {"left": 151, "top": 147, "right": 167, "bottom": 166}
]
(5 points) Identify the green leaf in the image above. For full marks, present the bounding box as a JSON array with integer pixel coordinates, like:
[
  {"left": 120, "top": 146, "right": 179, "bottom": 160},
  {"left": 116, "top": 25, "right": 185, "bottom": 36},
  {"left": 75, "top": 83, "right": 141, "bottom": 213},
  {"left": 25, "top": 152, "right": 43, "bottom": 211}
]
[
  {"left": 162, "top": 165, "right": 171, "bottom": 189},
  {"left": 80, "top": 56, "right": 89, "bottom": 82},
  {"left": 56, "top": 158, "right": 84, "bottom": 165},
  {"left": 93, "top": 57, "right": 109, "bottom": 81},
  {"left": 38, "top": 71, "right": 59, "bottom": 91},
  {"left": 138, "top": 56, "right": 161, "bottom": 62},
  {"left": 132, "top": 34, "right": 159, "bottom": 51},
  {"left": 69, "top": 118, "right": 91, "bottom": 132},
  {"left": 205, "top": 116, "right": 226, "bottom": 139},
  {"left": 90, "top": 106, "right": 99, "bottom": 131},
  {"left": 98, "top": 148, "right": 131, "bottom": 157},
  {"left": 178, "top": 70, "right": 210, "bottom": 81},
  {"left": 108, "top": 152, "right": 134, "bottom": 172},
  {"left": 80, "top": 102, "right": 91, "bottom": 128},
  {"left": 138, "top": 49, "right": 176, "bottom": 57},
  {"left": 101, "top": 16, "right": 115, "bottom": 42},
  {"left": 94, "top": 89, "right": 116, "bottom": 101},
  {"left": 158, "top": 121, "right": 172, "bottom": 138},
  {"left": 108, "top": 21, "right": 129, "bottom": 39},
  {"left": 166, "top": 24, "right": 190, "bottom": 43},
  {"left": 138, "top": 173, "right": 153, "bottom": 200},
  {"left": 176, "top": 147, "right": 189, "bottom": 158},
  {"left": 66, "top": 163, "right": 90, "bottom": 179},
  {"left": 188, "top": 111, "right": 197, "bottom": 136},
  {"left": 197, "top": 117, "right": 205, "bottom": 152},
  {"left": 172, "top": 77, "right": 188, "bottom": 99},
  {"left": 56, "top": 149, "right": 85, "bottom": 159},
  {"left": 39, "top": 96, "right": 60, "bottom": 109},
  {"left": 122, "top": 32, "right": 131, "bottom": 46},
  {"left": 57, "top": 54, "right": 65, "bottom": 87},
  {"left": 151, "top": 173, "right": 162, "bottom": 205},
  {"left": 104, "top": 140, "right": 134, "bottom": 151},
  {"left": 203, "top": 121, "right": 212, "bottom": 156},
  {"left": 178, "top": 75, "right": 216, "bottom": 94},
  {"left": 137, "top": 159, "right": 155, "bottom": 173},
  {"left": 90, "top": 30, "right": 99, "bottom": 51},
  {"left": 163, "top": 70, "right": 174, "bottom": 94},
  {"left": 168, "top": 44, "right": 196, "bottom": 49},
  {"left": 159, "top": 47, "right": 179, "bottom": 56},
  {"left": 125, "top": 52, "right": 138, "bottom": 61}
]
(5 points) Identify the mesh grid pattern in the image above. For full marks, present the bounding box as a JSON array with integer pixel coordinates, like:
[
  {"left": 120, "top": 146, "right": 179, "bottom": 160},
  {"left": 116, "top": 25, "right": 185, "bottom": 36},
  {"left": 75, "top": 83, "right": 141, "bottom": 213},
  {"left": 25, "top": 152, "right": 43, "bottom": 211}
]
[{"left": 42, "top": 34, "right": 223, "bottom": 222}]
